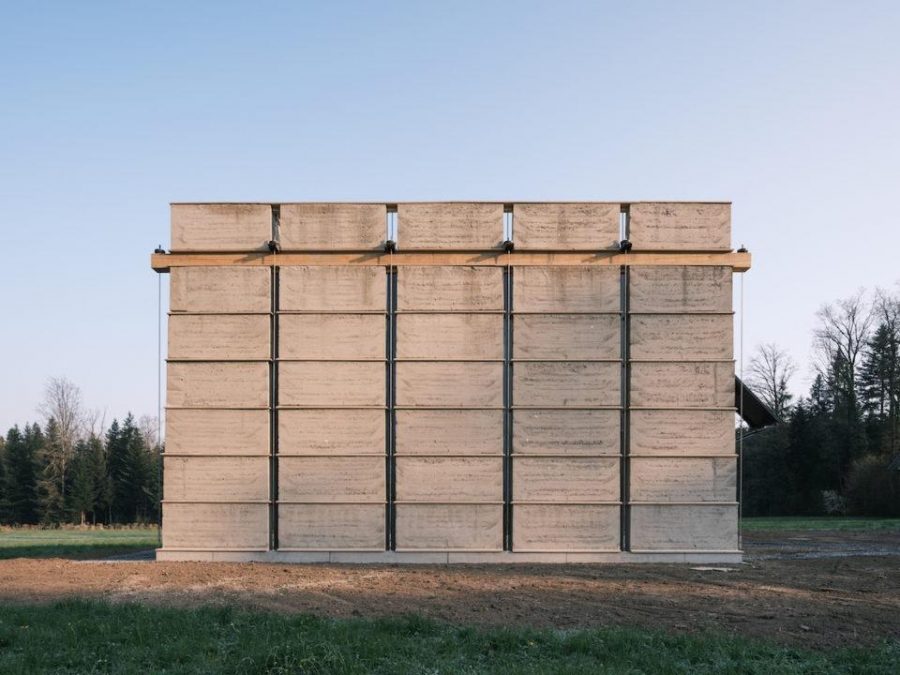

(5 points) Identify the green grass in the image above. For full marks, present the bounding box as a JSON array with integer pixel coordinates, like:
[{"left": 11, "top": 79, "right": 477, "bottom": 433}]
[
  {"left": 0, "top": 600, "right": 895, "bottom": 674},
  {"left": 0, "top": 527, "right": 158, "bottom": 559},
  {"left": 741, "top": 517, "right": 900, "bottom": 533}
]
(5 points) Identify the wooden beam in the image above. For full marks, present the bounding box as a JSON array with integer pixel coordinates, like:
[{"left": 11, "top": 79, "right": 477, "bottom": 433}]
[{"left": 151, "top": 250, "right": 751, "bottom": 273}]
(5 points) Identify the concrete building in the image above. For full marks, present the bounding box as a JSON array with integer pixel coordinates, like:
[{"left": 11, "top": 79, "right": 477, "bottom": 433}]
[{"left": 152, "top": 202, "right": 752, "bottom": 563}]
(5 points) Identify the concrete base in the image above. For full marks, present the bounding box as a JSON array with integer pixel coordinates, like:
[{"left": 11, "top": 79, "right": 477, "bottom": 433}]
[{"left": 156, "top": 549, "right": 743, "bottom": 564}]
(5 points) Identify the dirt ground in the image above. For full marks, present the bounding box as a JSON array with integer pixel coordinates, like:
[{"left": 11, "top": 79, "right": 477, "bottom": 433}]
[{"left": 0, "top": 530, "right": 897, "bottom": 650}]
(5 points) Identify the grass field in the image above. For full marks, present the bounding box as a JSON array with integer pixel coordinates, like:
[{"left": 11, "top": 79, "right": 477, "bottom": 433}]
[
  {"left": 740, "top": 517, "right": 900, "bottom": 532},
  {"left": 0, "top": 526, "right": 158, "bottom": 559},
  {"left": 0, "top": 600, "right": 896, "bottom": 675}
]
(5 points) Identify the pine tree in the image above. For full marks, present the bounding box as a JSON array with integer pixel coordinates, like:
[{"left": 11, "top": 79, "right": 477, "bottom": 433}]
[
  {"left": 68, "top": 438, "right": 100, "bottom": 525},
  {"left": 38, "top": 418, "right": 66, "bottom": 524},
  {"left": 3, "top": 425, "right": 41, "bottom": 524},
  {"left": 107, "top": 415, "right": 152, "bottom": 523}
]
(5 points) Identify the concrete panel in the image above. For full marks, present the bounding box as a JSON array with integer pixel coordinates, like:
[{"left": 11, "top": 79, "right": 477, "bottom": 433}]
[
  {"left": 513, "top": 267, "right": 620, "bottom": 312},
  {"left": 396, "top": 457, "right": 502, "bottom": 502},
  {"left": 166, "top": 409, "right": 269, "bottom": 455},
  {"left": 279, "top": 314, "right": 385, "bottom": 360},
  {"left": 279, "top": 504, "right": 385, "bottom": 550},
  {"left": 513, "top": 505, "right": 620, "bottom": 551},
  {"left": 396, "top": 362, "right": 503, "bottom": 408},
  {"left": 398, "top": 266, "right": 504, "bottom": 311},
  {"left": 397, "top": 314, "right": 503, "bottom": 360},
  {"left": 279, "top": 409, "right": 385, "bottom": 455},
  {"left": 513, "top": 202, "right": 620, "bottom": 250},
  {"left": 279, "top": 203, "right": 385, "bottom": 250},
  {"left": 398, "top": 202, "right": 503, "bottom": 249},
  {"left": 280, "top": 266, "right": 385, "bottom": 312},
  {"left": 279, "top": 361, "right": 384, "bottom": 407},
  {"left": 630, "top": 315, "right": 733, "bottom": 361},
  {"left": 164, "top": 456, "right": 268, "bottom": 502},
  {"left": 513, "top": 409, "right": 619, "bottom": 455},
  {"left": 513, "top": 314, "right": 619, "bottom": 360},
  {"left": 630, "top": 362, "right": 733, "bottom": 408},
  {"left": 513, "top": 457, "right": 619, "bottom": 502},
  {"left": 629, "top": 202, "right": 731, "bottom": 251},
  {"left": 630, "top": 457, "right": 736, "bottom": 502},
  {"left": 162, "top": 503, "right": 268, "bottom": 549},
  {"left": 630, "top": 504, "right": 738, "bottom": 550},
  {"left": 396, "top": 410, "right": 503, "bottom": 455},
  {"left": 395, "top": 504, "right": 502, "bottom": 550},
  {"left": 168, "top": 314, "right": 270, "bottom": 360},
  {"left": 167, "top": 362, "right": 268, "bottom": 408},
  {"left": 630, "top": 410, "right": 735, "bottom": 456},
  {"left": 513, "top": 362, "right": 620, "bottom": 407},
  {"left": 630, "top": 266, "right": 732, "bottom": 313},
  {"left": 171, "top": 203, "right": 271, "bottom": 252},
  {"left": 170, "top": 267, "right": 271, "bottom": 313},
  {"left": 279, "top": 456, "right": 385, "bottom": 502}
]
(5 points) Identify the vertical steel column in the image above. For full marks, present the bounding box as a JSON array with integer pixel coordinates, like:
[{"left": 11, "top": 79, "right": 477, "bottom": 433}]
[
  {"left": 385, "top": 266, "right": 397, "bottom": 550},
  {"left": 268, "top": 205, "right": 280, "bottom": 551},
  {"left": 502, "top": 265, "right": 514, "bottom": 551}
]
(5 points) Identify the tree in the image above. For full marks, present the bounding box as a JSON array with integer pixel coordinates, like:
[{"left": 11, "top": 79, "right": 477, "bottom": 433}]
[
  {"left": 747, "top": 343, "right": 796, "bottom": 418},
  {"left": 37, "top": 377, "right": 85, "bottom": 510},
  {"left": 107, "top": 415, "right": 154, "bottom": 523},
  {"left": 69, "top": 435, "right": 106, "bottom": 525},
  {"left": 2, "top": 425, "right": 41, "bottom": 525},
  {"left": 37, "top": 417, "right": 66, "bottom": 524}
]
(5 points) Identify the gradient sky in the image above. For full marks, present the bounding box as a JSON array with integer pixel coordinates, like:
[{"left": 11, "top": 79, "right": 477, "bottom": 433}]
[{"left": 1, "top": 1, "right": 899, "bottom": 432}]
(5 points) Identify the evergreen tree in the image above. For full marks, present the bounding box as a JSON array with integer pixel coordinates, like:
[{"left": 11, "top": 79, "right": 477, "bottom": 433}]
[
  {"left": 3, "top": 425, "right": 41, "bottom": 524},
  {"left": 68, "top": 436, "right": 106, "bottom": 525},
  {"left": 38, "top": 417, "right": 67, "bottom": 524},
  {"left": 106, "top": 415, "right": 152, "bottom": 523},
  {"left": 0, "top": 433, "right": 7, "bottom": 522}
]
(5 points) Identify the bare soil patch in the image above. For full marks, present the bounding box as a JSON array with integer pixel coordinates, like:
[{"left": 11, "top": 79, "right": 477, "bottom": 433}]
[{"left": 0, "top": 530, "right": 897, "bottom": 650}]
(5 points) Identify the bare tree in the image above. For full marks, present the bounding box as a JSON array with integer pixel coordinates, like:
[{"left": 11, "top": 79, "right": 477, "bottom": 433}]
[
  {"left": 747, "top": 343, "right": 797, "bottom": 417},
  {"left": 813, "top": 291, "right": 873, "bottom": 402},
  {"left": 37, "top": 376, "right": 86, "bottom": 508},
  {"left": 138, "top": 414, "right": 160, "bottom": 451}
]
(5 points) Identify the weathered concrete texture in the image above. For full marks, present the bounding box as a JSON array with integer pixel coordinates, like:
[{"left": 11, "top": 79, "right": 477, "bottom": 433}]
[
  {"left": 398, "top": 203, "right": 504, "bottom": 250},
  {"left": 396, "top": 362, "right": 503, "bottom": 408},
  {"left": 513, "top": 267, "right": 620, "bottom": 312},
  {"left": 279, "top": 203, "right": 385, "bottom": 250},
  {"left": 279, "top": 504, "right": 385, "bottom": 550},
  {"left": 278, "top": 409, "right": 385, "bottom": 455},
  {"left": 513, "top": 203, "right": 620, "bottom": 250},
  {"left": 396, "top": 457, "right": 502, "bottom": 502},
  {"left": 629, "top": 202, "right": 731, "bottom": 251},
  {"left": 629, "top": 504, "right": 739, "bottom": 551},
  {"left": 167, "top": 362, "right": 268, "bottom": 408},
  {"left": 279, "top": 314, "right": 385, "bottom": 360},
  {"left": 171, "top": 204, "right": 272, "bottom": 252},
  {"left": 513, "top": 314, "right": 619, "bottom": 360},
  {"left": 512, "top": 505, "right": 620, "bottom": 552},
  {"left": 395, "top": 504, "right": 503, "bottom": 551},
  {"left": 630, "top": 266, "right": 732, "bottom": 313},
  {"left": 170, "top": 267, "right": 271, "bottom": 313},
  {"left": 168, "top": 314, "right": 270, "bottom": 360},
  {"left": 279, "top": 362, "right": 384, "bottom": 407},
  {"left": 512, "top": 457, "right": 619, "bottom": 502},
  {"left": 630, "top": 314, "right": 733, "bottom": 361},
  {"left": 512, "top": 409, "right": 620, "bottom": 455},
  {"left": 162, "top": 503, "right": 269, "bottom": 550},
  {"left": 396, "top": 314, "right": 503, "bottom": 360},
  {"left": 630, "top": 362, "right": 734, "bottom": 409},
  {"left": 164, "top": 456, "right": 268, "bottom": 501},
  {"left": 630, "top": 409, "right": 735, "bottom": 455},
  {"left": 629, "top": 457, "right": 737, "bottom": 502},
  {"left": 513, "top": 362, "right": 620, "bottom": 407},
  {"left": 397, "top": 266, "right": 504, "bottom": 311},
  {"left": 279, "top": 456, "right": 385, "bottom": 502},
  {"left": 395, "top": 410, "right": 503, "bottom": 455},
  {"left": 165, "top": 409, "right": 269, "bottom": 455},
  {"left": 279, "top": 266, "right": 385, "bottom": 312}
]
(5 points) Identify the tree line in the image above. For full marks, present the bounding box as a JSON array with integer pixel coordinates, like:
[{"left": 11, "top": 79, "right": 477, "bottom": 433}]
[
  {"left": 743, "top": 287, "right": 900, "bottom": 516},
  {"left": 0, "top": 378, "right": 160, "bottom": 526}
]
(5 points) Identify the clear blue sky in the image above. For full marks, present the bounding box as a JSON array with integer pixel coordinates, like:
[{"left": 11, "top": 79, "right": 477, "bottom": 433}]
[{"left": 1, "top": 1, "right": 899, "bottom": 432}]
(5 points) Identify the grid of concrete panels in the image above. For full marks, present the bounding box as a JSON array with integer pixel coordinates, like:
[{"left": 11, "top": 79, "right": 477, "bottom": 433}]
[
  {"left": 511, "top": 267, "right": 622, "bottom": 552},
  {"left": 394, "top": 266, "right": 505, "bottom": 551},
  {"left": 277, "top": 266, "right": 387, "bottom": 551},
  {"left": 164, "top": 266, "right": 272, "bottom": 550},
  {"left": 628, "top": 266, "right": 738, "bottom": 552}
]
